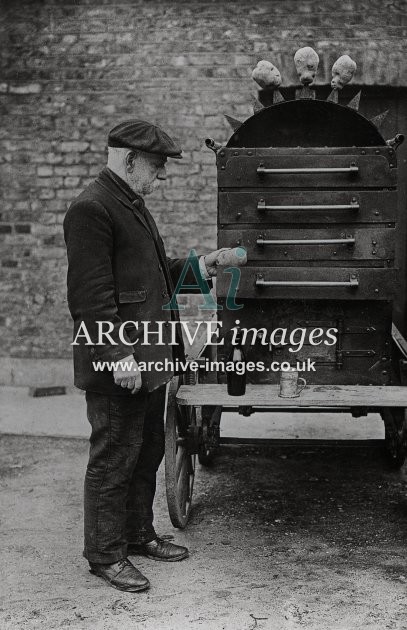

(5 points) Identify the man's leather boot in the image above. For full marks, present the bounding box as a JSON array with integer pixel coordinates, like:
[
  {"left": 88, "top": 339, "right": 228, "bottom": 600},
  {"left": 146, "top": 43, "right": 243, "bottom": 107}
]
[
  {"left": 89, "top": 558, "right": 150, "bottom": 591},
  {"left": 128, "top": 537, "right": 189, "bottom": 562}
]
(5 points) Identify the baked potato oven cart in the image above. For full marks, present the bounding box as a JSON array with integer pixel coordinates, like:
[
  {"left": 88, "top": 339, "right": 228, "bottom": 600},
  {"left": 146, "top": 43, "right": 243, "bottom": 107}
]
[{"left": 164, "top": 82, "right": 407, "bottom": 529}]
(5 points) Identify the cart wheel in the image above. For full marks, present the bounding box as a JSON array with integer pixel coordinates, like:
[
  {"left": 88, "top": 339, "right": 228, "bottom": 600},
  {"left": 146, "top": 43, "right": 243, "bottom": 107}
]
[
  {"left": 381, "top": 407, "right": 407, "bottom": 469},
  {"left": 197, "top": 405, "right": 222, "bottom": 466},
  {"left": 165, "top": 376, "right": 196, "bottom": 528}
]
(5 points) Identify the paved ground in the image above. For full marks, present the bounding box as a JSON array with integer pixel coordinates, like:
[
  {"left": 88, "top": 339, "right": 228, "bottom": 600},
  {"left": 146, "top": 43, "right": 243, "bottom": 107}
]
[{"left": 1, "top": 387, "right": 406, "bottom": 630}]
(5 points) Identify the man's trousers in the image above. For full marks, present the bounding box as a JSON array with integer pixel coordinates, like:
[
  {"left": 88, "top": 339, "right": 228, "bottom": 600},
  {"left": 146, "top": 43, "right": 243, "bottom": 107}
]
[{"left": 83, "top": 386, "right": 166, "bottom": 564}]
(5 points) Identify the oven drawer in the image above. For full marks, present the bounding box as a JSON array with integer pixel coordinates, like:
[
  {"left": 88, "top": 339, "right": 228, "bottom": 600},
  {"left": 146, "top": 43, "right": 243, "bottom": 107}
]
[
  {"left": 217, "top": 266, "right": 398, "bottom": 300},
  {"left": 218, "top": 191, "right": 397, "bottom": 225},
  {"left": 217, "top": 151, "right": 396, "bottom": 189},
  {"left": 218, "top": 227, "right": 395, "bottom": 262}
]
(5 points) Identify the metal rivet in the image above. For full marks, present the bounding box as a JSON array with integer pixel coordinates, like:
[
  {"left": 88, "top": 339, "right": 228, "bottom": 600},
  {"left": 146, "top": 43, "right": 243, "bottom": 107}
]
[
  {"left": 221, "top": 165, "right": 225, "bottom": 170},
  {"left": 284, "top": 251, "right": 288, "bottom": 256},
  {"left": 372, "top": 250, "right": 377, "bottom": 255},
  {"left": 248, "top": 151, "right": 253, "bottom": 155},
  {"left": 375, "top": 149, "right": 380, "bottom": 154},
  {"left": 375, "top": 288, "right": 379, "bottom": 293},
  {"left": 236, "top": 212, "right": 242, "bottom": 218},
  {"left": 219, "top": 151, "right": 225, "bottom": 157},
  {"left": 361, "top": 150, "right": 366, "bottom": 155},
  {"left": 374, "top": 211, "right": 379, "bottom": 216},
  {"left": 333, "top": 251, "right": 337, "bottom": 255}
]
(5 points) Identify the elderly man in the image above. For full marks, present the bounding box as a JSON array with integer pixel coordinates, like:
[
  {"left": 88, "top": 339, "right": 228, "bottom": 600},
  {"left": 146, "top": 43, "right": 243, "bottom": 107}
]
[{"left": 63, "top": 120, "right": 225, "bottom": 592}]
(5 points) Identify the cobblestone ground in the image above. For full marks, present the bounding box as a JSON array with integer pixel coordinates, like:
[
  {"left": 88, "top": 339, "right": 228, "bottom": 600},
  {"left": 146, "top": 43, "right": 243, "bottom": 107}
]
[{"left": 1, "top": 434, "right": 407, "bottom": 630}]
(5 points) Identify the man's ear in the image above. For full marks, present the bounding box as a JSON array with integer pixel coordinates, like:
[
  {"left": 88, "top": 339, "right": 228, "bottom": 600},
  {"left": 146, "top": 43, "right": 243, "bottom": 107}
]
[{"left": 125, "top": 150, "right": 137, "bottom": 172}]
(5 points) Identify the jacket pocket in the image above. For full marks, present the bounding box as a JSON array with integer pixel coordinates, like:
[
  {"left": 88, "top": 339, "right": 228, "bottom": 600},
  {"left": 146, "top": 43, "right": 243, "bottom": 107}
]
[{"left": 118, "top": 290, "right": 147, "bottom": 304}]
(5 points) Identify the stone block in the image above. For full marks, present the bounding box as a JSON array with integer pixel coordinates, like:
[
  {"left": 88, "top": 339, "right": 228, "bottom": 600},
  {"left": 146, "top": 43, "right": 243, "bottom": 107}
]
[
  {"left": 37, "top": 165, "right": 53, "bottom": 177},
  {"left": 60, "top": 141, "right": 89, "bottom": 153},
  {"left": 56, "top": 189, "right": 79, "bottom": 199},
  {"left": 64, "top": 176, "right": 81, "bottom": 187},
  {"left": 54, "top": 165, "right": 88, "bottom": 176},
  {"left": 39, "top": 189, "right": 55, "bottom": 200},
  {"left": 9, "top": 83, "right": 42, "bottom": 94}
]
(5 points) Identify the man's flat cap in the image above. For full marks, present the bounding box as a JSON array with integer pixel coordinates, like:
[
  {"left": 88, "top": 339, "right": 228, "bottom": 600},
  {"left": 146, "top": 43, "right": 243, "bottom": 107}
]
[{"left": 107, "top": 120, "right": 182, "bottom": 159}]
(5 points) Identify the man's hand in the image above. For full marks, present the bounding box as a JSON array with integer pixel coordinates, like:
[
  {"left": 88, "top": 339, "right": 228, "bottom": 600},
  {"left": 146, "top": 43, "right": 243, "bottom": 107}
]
[
  {"left": 113, "top": 354, "right": 142, "bottom": 394},
  {"left": 203, "top": 247, "right": 247, "bottom": 277}
]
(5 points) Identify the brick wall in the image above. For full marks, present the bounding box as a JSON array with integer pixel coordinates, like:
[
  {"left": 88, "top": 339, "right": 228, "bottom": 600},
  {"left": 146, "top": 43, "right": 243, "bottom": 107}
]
[{"left": 0, "top": 0, "right": 406, "bottom": 370}]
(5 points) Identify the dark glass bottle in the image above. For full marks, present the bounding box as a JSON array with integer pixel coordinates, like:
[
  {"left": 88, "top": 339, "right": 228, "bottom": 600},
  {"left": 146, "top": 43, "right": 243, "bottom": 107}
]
[{"left": 227, "top": 328, "right": 246, "bottom": 396}]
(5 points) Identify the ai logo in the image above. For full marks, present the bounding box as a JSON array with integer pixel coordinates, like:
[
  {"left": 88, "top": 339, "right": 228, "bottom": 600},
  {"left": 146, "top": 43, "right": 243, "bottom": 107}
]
[{"left": 162, "top": 248, "right": 243, "bottom": 311}]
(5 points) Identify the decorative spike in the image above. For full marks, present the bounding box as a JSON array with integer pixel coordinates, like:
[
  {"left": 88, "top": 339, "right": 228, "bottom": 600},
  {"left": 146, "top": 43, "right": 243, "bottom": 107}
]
[
  {"left": 347, "top": 91, "right": 361, "bottom": 110},
  {"left": 327, "top": 88, "right": 339, "bottom": 103},
  {"left": 251, "top": 94, "right": 264, "bottom": 114},
  {"left": 295, "top": 86, "right": 316, "bottom": 100},
  {"left": 224, "top": 114, "right": 243, "bottom": 132},
  {"left": 370, "top": 109, "right": 389, "bottom": 129},
  {"left": 273, "top": 89, "right": 285, "bottom": 104}
]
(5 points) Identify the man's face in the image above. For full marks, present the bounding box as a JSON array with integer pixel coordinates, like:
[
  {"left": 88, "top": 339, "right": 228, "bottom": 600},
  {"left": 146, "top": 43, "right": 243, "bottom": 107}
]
[{"left": 126, "top": 150, "right": 167, "bottom": 196}]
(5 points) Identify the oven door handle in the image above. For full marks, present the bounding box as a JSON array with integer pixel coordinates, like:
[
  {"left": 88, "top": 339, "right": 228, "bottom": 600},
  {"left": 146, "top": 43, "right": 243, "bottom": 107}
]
[
  {"left": 257, "top": 162, "right": 359, "bottom": 175},
  {"left": 256, "top": 237, "right": 355, "bottom": 246},
  {"left": 255, "top": 274, "right": 359, "bottom": 288},
  {"left": 257, "top": 199, "right": 360, "bottom": 212}
]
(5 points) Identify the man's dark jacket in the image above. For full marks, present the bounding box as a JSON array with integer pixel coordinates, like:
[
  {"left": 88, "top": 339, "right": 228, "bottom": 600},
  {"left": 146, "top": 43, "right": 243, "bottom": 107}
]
[{"left": 63, "top": 168, "right": 199, "bottom": 394}]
